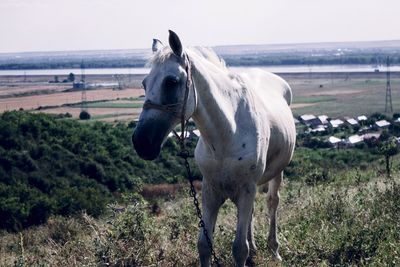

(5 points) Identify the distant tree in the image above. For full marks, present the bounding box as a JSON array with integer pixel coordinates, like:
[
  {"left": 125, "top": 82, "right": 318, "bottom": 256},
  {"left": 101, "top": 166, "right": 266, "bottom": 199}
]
[
  {"left": 68, "top": 73, "right": 75, "bottom": 82},
  {"left": 54, "top": 76, "right": 59, "bottom": 83},
  {"left": 380, "top": 137, "right": 398, "bottom": 177},
  {"left": 79, "top": 110, "right": 91, "bottom": 120}
]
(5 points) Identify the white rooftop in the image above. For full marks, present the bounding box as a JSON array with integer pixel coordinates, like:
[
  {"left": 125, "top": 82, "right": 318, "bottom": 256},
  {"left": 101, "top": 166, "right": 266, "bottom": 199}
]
[
  {"left": 318, "top": 115, "right": 329, "bottom": 124},
  {"left": 311, "top": 125, "right": 326, "bottom": 133},
  {"left": 347, "top": 118, "right": 359, "bottom": 125},
  {"left": 348, "top": 135, "right": 363, "bottom": 144},
  {"left": 357, "top": 115, "right": 367, "bottom": 121},
  {"left": 300, "top": 114, "right": 316, "bottom": 121},
  {"left": 330, "top": 119, "right": 344, "bottom": 127},
  {"left": 375, "top": 120, "right": 390, "bottom": 128},
  {"left": 329, "top": 136, "right": 342, "bottom": 144}
]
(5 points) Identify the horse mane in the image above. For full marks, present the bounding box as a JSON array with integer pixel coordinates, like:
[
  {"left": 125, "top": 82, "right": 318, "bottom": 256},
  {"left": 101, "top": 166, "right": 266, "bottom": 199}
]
[{"left": 148, "top": 46, "right": 227, "bottom": 72}]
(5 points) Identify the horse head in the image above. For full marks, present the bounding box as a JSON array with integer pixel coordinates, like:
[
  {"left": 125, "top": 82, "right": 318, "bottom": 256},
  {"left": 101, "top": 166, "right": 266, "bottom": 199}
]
[{"left": 132, "top": 30, "right": 197, "bottom": 160}]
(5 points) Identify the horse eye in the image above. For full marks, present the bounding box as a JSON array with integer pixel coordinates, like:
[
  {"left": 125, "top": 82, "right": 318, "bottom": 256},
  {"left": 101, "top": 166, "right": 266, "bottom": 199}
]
[{"left": 164, "top": 77, "right": 179, "bottom": 89}]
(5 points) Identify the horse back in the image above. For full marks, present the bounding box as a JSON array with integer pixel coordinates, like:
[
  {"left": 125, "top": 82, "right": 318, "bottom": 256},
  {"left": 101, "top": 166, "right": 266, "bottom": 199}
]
[{"left": 239, "top": 68, "right": 296, "bottom": 181}]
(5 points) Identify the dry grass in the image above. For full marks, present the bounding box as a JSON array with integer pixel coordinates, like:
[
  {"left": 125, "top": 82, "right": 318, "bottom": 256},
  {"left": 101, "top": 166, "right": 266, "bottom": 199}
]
[
  {"left": 140, "top": 181, "right": 202, "bottom": 199},
  {"left": 0, "top": 84, "right": 68, "bottom": 97},
  {"left": 290, "top": 103, "right": 316, "bottom": 109},
  {"left": 0, "top": 174, "right": 398, "bottom": 266}
]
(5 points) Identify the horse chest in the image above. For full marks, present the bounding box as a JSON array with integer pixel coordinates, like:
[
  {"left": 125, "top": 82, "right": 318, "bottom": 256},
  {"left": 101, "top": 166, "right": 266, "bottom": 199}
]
[{"left": 195, "top": 149, "right": 263, "bottom": 197}]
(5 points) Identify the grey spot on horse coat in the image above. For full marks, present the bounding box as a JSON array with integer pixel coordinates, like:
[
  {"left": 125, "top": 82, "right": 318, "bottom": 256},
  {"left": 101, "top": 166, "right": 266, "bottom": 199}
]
[
  {"left": 238, "top": 157, "right": 242, "bottom": 161},
  {"left": 242, "top": 143, "right": 246, "bottom": 148}
]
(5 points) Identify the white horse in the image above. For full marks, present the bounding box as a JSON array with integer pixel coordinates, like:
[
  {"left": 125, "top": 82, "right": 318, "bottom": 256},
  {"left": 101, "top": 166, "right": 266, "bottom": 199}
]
[{"left": 132, "top": 30, "right": 296, "bottom": 266}]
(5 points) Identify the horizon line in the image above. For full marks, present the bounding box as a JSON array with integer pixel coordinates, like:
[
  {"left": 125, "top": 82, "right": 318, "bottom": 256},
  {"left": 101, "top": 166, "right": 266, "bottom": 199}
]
[{"left": 1, "top": 39, "right": 400, "bottom": 55}]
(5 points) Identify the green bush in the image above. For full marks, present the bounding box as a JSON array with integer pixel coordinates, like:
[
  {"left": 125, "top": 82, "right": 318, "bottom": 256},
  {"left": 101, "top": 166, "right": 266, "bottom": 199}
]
[
  {"left": 0, "top": 111, "right": 198, "bottom": 231},
  {"left": 79, "top": 110, "right": 91, "bottom": 120}
]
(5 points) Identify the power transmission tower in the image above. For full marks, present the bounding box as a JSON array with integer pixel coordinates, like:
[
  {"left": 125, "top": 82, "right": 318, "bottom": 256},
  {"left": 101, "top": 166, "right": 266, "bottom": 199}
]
[
  {"left": 385, "top": 56, "right": 393, "bottom": 113},
  {"left": 80, "top": 61, "right": 87, "bottom": 112}
]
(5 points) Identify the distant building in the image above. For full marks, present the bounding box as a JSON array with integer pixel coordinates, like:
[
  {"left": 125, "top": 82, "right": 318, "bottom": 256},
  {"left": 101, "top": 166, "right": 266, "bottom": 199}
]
[
  {"left": 73, "top": 81, "right": 86, "bottom": 89},
  {"left": 328, "top": 136, "right": 343, "bottom": 147},
  {"left": 363, "top": 132, "right": 381, "bottom": 140},
  {"left": 311, "top": 125, "right": 327, "bottom": 133},
  {"left": 300, "top": 114, "right": 322, "bottom": 128},
  {"left": 375, "top": 120, "right": 390, "bottom": 128},
  {"left": 357, "top": 115, "right": 368, "bottom": 122},
  {"left": 300, "top": 114, "right": 316, "bottom": 122},
  {"left": 318, "top": 115, "right": 329, "bottom": 125},
  {"left": 358, "top": 126, "right": 372, "bottom": 134},
  {"left": 346, "top": 118, "right": 359, "bottom": 126},
  {"left": 348, "top": 135, "right": 363, "bottom": 145},
  {"left": 330, "top": 119, "right": 344, "bottom": 128}
]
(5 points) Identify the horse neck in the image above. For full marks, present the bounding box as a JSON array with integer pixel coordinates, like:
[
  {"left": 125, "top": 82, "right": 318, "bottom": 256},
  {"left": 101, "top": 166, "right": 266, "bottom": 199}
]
[{"left": 190, "top": 58, "right": 238, "bottom": 152}]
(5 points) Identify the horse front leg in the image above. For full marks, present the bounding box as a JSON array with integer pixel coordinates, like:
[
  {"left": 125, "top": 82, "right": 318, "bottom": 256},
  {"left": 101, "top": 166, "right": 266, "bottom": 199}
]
[
  {"left": 246, "top": 207, "right": 257, "bottom": 266},
  {"left": 198, "top": 180, "right": 225, "bottom": 267},
  {"left": 233, "top": 183, "right": 257, "bottom": 267},
  {"left": 266, "top": 172, "right": 282, "bottom": 261}
]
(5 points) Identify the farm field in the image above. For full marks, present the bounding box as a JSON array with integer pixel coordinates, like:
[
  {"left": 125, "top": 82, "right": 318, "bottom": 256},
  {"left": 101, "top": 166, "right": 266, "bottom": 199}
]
[
  {"left": 1, "top": 71, "right": 399, "bottom": 122},
  {"left": 0, "top": 74, "right": 145, "bottom": 121},
  {"left": 282, "top": 73, "right": 400, "bottom": 117}
]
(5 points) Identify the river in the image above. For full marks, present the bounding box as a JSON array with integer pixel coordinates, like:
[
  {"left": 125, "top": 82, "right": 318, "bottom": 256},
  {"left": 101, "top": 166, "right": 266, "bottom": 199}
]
[{"left": 0, "top": 64, "right": 399, "bottom": 76}]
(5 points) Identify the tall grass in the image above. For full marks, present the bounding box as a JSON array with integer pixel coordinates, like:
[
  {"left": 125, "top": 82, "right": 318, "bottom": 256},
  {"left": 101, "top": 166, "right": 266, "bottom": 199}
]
[{"left": 0, "top": 170, "right": 399, "bottom": 266}]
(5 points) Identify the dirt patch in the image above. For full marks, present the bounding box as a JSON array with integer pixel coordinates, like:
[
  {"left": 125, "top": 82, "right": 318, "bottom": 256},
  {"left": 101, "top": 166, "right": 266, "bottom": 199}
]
[
  {"left": 307, "top": 89, "right": 363, "bottom": 96},
  {"left": 291, "top": 103, "right": 316, "bottom": 109},
  {"left": 35, "top": 107, "right": 142, "bottom": 118},
  {"left": 0, "top": 84, "right": 69, "bottom": 97}
]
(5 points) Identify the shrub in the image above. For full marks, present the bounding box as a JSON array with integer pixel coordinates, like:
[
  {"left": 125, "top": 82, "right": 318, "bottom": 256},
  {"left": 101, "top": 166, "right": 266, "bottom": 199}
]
[{"left": 79, "top": 110, "right": 91, "bottom": 120}]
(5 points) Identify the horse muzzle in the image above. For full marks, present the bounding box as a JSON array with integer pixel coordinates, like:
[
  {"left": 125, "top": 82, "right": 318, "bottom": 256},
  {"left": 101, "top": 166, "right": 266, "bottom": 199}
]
[{"left": 132, "top": 119, "right": 172, "bottom": 161}]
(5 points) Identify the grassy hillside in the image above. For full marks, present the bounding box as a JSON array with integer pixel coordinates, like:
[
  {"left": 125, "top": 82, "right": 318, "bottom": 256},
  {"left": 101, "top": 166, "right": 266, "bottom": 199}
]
[
  {"left": 1, "top": 111, "right": 399, "bottom": 266},
  {"left": 0, "top": 111, "right": 198, "bottom": 231},
  {"left": 1, "top": 164, "right": 398, "bottom": 266}
]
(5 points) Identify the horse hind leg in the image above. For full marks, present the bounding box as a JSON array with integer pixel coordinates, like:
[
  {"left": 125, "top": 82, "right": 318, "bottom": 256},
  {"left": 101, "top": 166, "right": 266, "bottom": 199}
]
[{"left": 266, "top": 172, "right": 283, "bottom": 261}]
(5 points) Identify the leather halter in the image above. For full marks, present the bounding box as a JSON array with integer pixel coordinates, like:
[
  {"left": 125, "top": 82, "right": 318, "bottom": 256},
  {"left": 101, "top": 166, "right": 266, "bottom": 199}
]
[{"left": 142, "top": 54, "right": 196, "bottom": 143}]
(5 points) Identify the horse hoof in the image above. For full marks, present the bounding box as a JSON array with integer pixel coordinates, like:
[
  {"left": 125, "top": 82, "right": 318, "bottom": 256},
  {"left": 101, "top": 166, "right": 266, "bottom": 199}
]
[
  {"left": 272, "top": 253, "right": 282, "bottom": 262},
  {"left": 245, "top": 257, "right": 256, "bottom": 267}
]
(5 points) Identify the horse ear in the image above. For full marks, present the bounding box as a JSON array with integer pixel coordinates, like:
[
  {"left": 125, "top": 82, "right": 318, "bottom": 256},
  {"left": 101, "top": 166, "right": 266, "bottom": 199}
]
[
  {"left": 168, "top": 30, "right": 183, "bottom": 58},
  {"left": 152, "top": 39, "right": 163, "bottom": 53}
]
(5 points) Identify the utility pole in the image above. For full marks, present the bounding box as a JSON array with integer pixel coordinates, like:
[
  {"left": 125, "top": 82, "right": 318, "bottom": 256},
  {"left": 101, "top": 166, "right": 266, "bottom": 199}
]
[
  {"left": 80, "top": 61, "right": 87, "bottom": 112},
  {"left": 385, "top": 56, "right": 393, "bottom": 113}
]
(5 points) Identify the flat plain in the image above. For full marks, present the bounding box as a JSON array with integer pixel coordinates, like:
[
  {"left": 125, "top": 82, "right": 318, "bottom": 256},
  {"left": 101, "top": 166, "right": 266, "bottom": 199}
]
[{"left": 1, "top": 71, "right": 399, "bottom": 121}]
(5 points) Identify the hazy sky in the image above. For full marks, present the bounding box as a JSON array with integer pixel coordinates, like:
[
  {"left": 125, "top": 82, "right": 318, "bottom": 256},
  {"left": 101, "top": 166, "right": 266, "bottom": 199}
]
[{"left": 0, "top": 0, "right": 399, "bottom": 53}]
